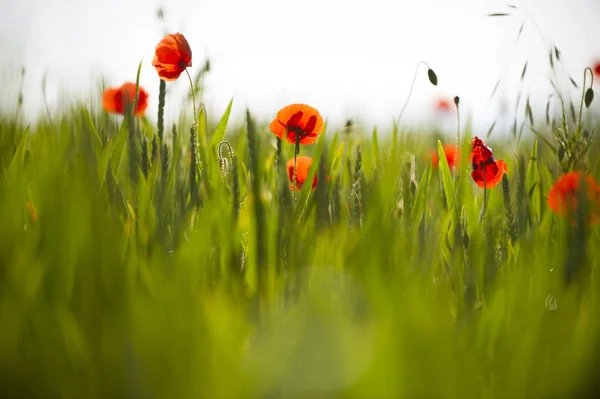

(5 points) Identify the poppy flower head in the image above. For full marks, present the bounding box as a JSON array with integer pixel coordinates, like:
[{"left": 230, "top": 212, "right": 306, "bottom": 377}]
[
  {"left": 286, "top": 156, "right": 318, "bottom": 191},
  {"left": 152, "top": 33, "right": 192, "bottom": 81},
  {"left": 547, "top": 171, "right": 600, "bottom": 224},
  {"left": 469, "top": 136, "right": 507, "bottom": 188},
  {"left": 431, "top": 143, "right": 459, "bottom": 169},
  {"left": 102, "top": 82, "right": 148, "bottom": 116},
  {"left": 270, "top": 104, "right": 324, "bottom": 145},
  {"left": 435, "top": 98, "right": 452, "bottom": 112}
]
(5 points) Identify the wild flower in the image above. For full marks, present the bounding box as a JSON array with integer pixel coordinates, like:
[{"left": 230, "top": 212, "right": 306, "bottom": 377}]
[
  {"left": 469, "top": 136, "right": 507, "bottom": 188},
  {"left": 152, "top": 33, "right": 192, "bottom": 81},
  {"left": 102, "top": 82, "right": 148, "bottom": 116},
  {"left": 548, "top": 171, "right": 600, "bottom": 224},
  {"left": 286, "top": 156, "right": 317, "bottom": 191},
  {"left": 269, "top": 104, "right": 324, "bottom": 145},
  {"left": 431, "top": 143, "right": 459, "bottom": 170}
]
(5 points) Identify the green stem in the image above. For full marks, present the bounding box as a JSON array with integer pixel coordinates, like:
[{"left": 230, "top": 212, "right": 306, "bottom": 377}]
[
  {"left": 482, "top": 169, "right": 488, "bottom": 232},
  {"left": 396, "top": 61, "right": 430, "bottom": 127},
  {"left": 293, "top": 133, "right": 300, "bottom": 207},
  {"left": 577, "top": 67, "right": 594, "bottom": 136},
  {"left": 454, "top": 96, "right": 461, "bottom": 182},
  {"left": 185, "top": 68, "right": 198, "bottom": 129}
]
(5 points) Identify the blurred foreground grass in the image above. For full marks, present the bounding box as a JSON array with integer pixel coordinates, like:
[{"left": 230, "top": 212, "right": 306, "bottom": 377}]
[{"left": 0, "top": 96, "right": 599, "bottom": 399}]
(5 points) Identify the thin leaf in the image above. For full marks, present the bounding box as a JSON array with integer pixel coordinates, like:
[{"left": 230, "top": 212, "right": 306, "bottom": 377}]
[
  {"left": 516, "top": 22, "right": 525, "bottom": 42},
  {"left": 411, "top": 155, "right": 433, "bottom": 226},
  {"left": 105, "top": 163, "right": 128, "bottom": 218},
  {"left": 525, "top": 98, "right": 534, "bottom": 126},
  {"left": 525, "top": 140, "right": 541, "bottom": 225},
  {"left": 520, "top": 62, "right": 528, "bottom": 80},
  {"left": 489, "top": 79, "right": 501, "bottom": 100},
  {"left": 569, "top": 101, "right": 577, "bottom": 123},
  {"left": 210, "top": 98, "right": 234, "bottom": 149},
  {"left": 82, "top": 107, "right": 102, "bottom": 151},
  {"left": 569, "top": 77, "right": 578, "bottom": 88},
  {"left": 372, "top": 127, "right": 379, "bottom": 169},
  {"left": 517, "top": 120, "right": 525, "bottom": 143},
  {"left": 197, "top": 105, "right": 208, "bottom": 175},
  {"left": 487, "top": 13, "right": 510, "bottom": 16},
  {"left": 486, "top": 120, "right": 498, "bottom": 138},
  {"left": 133, "top": 60, "right": 143, "bottom": 118},
  {"left": 437, "top": 140, "right": 455, "bottom": 212},
  {"left": 7, "top": 127, "right": 28, "bottom": 176},
  {"left": 528, "top": 127, "right": 557, "bottom": 154},
  {"left": 111, "top": 122, "right": 129, "bottom": 175}
]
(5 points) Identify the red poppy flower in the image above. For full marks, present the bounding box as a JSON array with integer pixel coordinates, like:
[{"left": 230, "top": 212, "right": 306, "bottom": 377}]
[
  {"left": 102, "top": 82, "right": 148, "bottom": 116},
  {"left": 270, "top": 104, "right": 324, "bottom": 145},
  {"left": 431, "top": 143, "right": 459, "bottom": 169},
  {"left": 286, "top": 156, "right": 318, "bottom": 191},
  {"left": 593, "top": 61, "right": 600, "bottom": 81},
  {"left": 547, "top": 171, "right": 600, "bottom": 224},
  {"left": 469, "top": 136, "right": 507, "bottom": 188},
  {"left": 435, "top": 98, "right": 452, "bottom": 112},
  {"left": 152, "top": 33, "right": 192, "bottom": 81}
]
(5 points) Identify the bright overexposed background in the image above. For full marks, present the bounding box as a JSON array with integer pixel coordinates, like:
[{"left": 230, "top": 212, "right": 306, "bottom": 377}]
[{"left": 1, "top": 0, "right": 599, "bottom": 133}]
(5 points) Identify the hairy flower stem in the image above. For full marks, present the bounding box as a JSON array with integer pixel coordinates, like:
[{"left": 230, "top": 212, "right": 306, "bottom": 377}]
[
  {"left": 293, "top": 134, "right": 300, "bottom": 207},
  {"left": 481, "top": 168, "right": 488, "bottom": 232},
  {"left": 185, "top": 68, "right": 198, "bottom": 129},
  {"left": 577, "top": 67, "right": 593, "bottom": 136},
  {"left": 396, "top": 61, "right": 432, "bottom": 126},
  {"left": 454, "top": 96, "right": 461, "bottom": 181},
  {"left": 189, "top": 125, "right": 199, "bottom": 209}
]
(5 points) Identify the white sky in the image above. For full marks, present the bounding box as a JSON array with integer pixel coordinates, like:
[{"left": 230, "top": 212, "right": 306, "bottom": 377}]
[{"left": 1, "top": 0, "right": 599, "bottom": 133}]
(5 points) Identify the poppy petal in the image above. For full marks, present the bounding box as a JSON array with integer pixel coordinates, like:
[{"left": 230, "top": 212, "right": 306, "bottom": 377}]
[
  {"left": 303, "top": 115, "right": 317, "bottom": 135},
  {"left": 286, "top": 156, "right": 315, "bottom": 190},
  {"left": 276, "top": 104, "right": 307, "bottom": 126},
  {"left": 286, "top": 111, "right": 304, "bottom": 127},
  {"left": 269, "top": 119, "right": 286, "bottom": 140},
  {"left": 102, "top": 88, "right": 120, "bottom": 113},
  {"left": 548, "top": 172, "right": 600, "bottom": 221},
  {"left": 471, "top": 160, "right": 506, "bottom": 188},
  {"left": 299, "top": 132, "right": 319, "bottom": 145}
]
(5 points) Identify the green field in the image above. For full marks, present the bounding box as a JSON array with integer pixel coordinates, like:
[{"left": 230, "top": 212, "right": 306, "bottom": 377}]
[{"left": 1, "top": 41, "right": 600, "bottom": 397}]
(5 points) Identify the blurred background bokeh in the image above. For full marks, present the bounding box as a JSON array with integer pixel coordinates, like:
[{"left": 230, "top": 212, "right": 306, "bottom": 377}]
[{"left": 1, "top": 0, "right": 599, "bottom": 131}]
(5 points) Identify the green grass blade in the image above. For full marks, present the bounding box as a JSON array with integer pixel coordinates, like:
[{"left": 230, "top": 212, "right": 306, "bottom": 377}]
[
  {"left": 525, "top": 139, "right": 541, "bottom": 225},
  {"left": 437, "top": 140, "right": 456, "bottom": 211},
  {"left": 411, "top": 155, "right": 433, "bottom": 226},
  {"left": 209, "top": 98, "right": 234, "bottom": 150}
]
